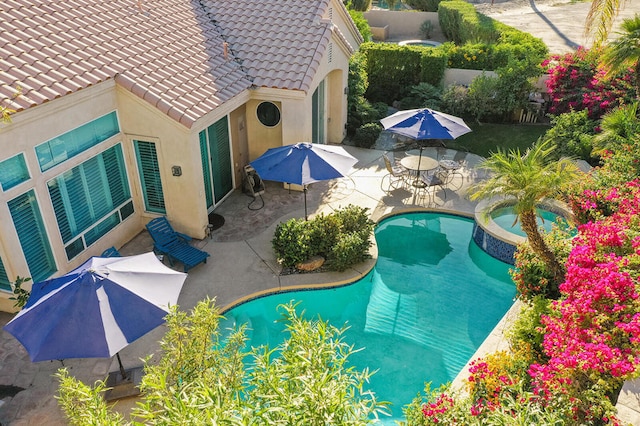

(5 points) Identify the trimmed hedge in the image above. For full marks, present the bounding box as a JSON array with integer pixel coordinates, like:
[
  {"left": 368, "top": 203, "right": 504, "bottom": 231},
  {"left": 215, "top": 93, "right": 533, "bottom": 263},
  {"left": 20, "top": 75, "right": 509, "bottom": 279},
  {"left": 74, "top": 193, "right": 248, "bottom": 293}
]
[
  {"left": 360, "top": 42, "right": 447, "bottom": 103},
  {"left": 438, "top": 0, "right": 498, "bottom": 44},
  {"left": 438, "top": 0, "right": 547, "bottom": 61}
]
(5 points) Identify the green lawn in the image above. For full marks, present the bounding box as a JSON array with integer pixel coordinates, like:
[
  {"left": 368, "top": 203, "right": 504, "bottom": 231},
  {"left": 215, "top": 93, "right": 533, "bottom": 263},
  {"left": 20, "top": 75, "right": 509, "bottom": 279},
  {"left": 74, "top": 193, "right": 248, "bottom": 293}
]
[{"left": 447, "top": 123, "right": 550, "bottom": 158}]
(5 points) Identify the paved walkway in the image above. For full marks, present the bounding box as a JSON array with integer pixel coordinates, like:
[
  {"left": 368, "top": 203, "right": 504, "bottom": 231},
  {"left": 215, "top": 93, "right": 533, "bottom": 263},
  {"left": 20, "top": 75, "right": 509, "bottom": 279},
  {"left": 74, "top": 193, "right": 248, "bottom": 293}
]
[
  {"left": 0, "top": 145, "right": 638, "bottom": 424},
  {"left": 476, "top": 0, "right": 640, "bottom": 54}
]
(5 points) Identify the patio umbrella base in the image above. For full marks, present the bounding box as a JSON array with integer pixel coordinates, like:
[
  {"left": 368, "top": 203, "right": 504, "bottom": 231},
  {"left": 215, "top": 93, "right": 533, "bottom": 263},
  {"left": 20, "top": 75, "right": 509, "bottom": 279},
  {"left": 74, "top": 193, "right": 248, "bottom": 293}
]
[{"left": 104, "top": 366, "right": 144, "bottom": 401}]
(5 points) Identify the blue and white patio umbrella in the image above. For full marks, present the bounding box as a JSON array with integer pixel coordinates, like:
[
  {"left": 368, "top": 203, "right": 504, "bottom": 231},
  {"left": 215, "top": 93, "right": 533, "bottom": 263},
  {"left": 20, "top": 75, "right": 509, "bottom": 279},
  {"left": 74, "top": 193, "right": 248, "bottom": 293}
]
[
  {"left": 250, "top": 142, "right": 357, "bottom": 219},
  {"left": 4, "top": 252, "right": 186, "bottom": 374},
  {"left": 380, "top": 108, "right": 472, "bottom": 141},
  {"left": 380, "top": 108, "right": 472, "bottom": 171}
]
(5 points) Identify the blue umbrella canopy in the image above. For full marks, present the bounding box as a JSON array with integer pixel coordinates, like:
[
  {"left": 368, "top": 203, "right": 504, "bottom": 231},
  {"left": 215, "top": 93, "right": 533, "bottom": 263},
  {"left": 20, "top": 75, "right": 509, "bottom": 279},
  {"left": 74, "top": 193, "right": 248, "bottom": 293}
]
[
  {"left": 250, "top": 142, "right": 357, "bottom": 219},
  {"left": 4, "top": 252, "right": 186, "bottom": 362},
  {"left": 249, "top": 142, "right": 357, "bottom": 186},
  {"left": 380, "top": 108, "right": 472, "bottom": 141}
]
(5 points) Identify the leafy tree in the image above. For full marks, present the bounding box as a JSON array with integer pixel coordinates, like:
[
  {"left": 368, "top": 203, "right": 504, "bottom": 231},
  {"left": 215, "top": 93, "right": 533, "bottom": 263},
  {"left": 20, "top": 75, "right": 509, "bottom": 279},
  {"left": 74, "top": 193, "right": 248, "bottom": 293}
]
[
  {"left": 57, "top": 299, "right": 388, "bottom": 425},
  {"left": 601, "top": 14, "right": 640, "bottom": 97},
  {"left": 468, "top": 140, "right": 580, "bottom": 284}
]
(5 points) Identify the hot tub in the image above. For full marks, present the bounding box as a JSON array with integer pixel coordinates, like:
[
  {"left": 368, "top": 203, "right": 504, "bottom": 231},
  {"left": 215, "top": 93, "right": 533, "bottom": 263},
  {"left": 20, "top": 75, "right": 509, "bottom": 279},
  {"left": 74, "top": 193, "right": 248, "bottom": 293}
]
[
  {"left": 472, "top": 198, "right": 572, "bottom": 265},
  {"left": 398, "top": 40, "right": 442, "bottom": 48}
]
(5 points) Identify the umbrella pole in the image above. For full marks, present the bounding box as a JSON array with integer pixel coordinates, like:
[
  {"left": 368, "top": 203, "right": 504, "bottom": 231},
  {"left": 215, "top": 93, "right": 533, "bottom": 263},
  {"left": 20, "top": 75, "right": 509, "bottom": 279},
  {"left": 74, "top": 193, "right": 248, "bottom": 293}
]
[
  {"left": 304, "top": 186, "right": 308, "bottom": 220},
  {"left": 117, "top": 353, "right": 129, "bottom": 380},
  {"left": 415, "top": 146, "right": 424, "bottom": 186}
]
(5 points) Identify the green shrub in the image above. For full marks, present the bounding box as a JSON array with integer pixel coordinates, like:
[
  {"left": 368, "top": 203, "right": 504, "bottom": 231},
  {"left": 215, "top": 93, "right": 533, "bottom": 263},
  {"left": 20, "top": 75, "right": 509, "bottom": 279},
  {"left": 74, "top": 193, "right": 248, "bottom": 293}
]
[
  {"left": 541, "top": 109, "right": 598, "bottom": 162},
  {"left": 353, "top": 122, "right": 383, "bottom": 148},
  {"left": 419, "top": 48, "right": 448, "bottom": 85},
  {"left": 438, "top": 0, "right": 547, "bottom": 66},
  {"left": 405, "top": 0, "right": 442, "bottom": 12},
  {"left": 348, "top": 9, "right": 372, "bottom": 42},
  {"left": 58, "top": 300, "right": 389, "bottom": 424},
  {"left": 307, "top": 212, "right": 341, "bottom": 255},
  {"left": 272, "top": 219, "right": 313, "bottom": 267},
  {"left": 440, "top": 84, "right": 471, "bottom": 118},
  {"left": 510, "top": 222, "right": 574, "bottom": 301},
  {"left": 439, "top": 0, "right": 497, "bottom": 44},
  {"left": 420, "top": 20, "right": 434, "bottom": 39},
  {"left": 333, "top": 204, "right": 374, "bottom": 241},
  {"left": 272, "top": 205, "right": 374, "bottom": 271},
  {"left": 347, "top": 51, "right": 373, "bottom": 136},
  {"left": 507, "top": 296, "right": 552, "bottom": 364},
  {"left": 10, "top": 276, "right": 31, "bottom": 309},
  {"left": 347, "top": 0, "right": 371, "bottom": 12},
  {"left": 399, "top": 82, "right": 442, "bottom": 110},
  {"left": 331, "top": 232, "right": 366, "bottom": 272}
]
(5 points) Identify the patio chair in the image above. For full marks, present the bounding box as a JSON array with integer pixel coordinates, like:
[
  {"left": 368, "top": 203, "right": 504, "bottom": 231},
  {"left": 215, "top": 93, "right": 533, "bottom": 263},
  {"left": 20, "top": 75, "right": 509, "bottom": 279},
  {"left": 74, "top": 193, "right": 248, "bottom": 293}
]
[
  {"left": 101, "top": 246, "right": 122, "bottom": 257},
  {"left": 438, "top": 159, "right": 464, "bottom": 188},
  {"left": 146, "top": 217, "right": 210, "bottom": 272},
  {"left": 419, "top": 170, "right": 448, "bottom": 206},
  {"left": 382, "top": 154, "right": 409, "bottom": 192}
]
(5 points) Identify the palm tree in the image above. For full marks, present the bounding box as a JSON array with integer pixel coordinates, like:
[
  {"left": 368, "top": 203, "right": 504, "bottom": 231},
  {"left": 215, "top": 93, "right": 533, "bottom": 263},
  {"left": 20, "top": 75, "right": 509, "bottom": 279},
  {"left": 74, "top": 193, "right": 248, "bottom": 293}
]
[
  {"left": 469, "top": 140, "right": 580, "bottom": 283},
  {"left": 601, "top": 15, "right": 640, "bottom": 97},
  {"left": 585, "top": 0, "right": 629, "bottom": 46},
  {"left": 592, "top": 102, "right": 640, "bottom": 154}
]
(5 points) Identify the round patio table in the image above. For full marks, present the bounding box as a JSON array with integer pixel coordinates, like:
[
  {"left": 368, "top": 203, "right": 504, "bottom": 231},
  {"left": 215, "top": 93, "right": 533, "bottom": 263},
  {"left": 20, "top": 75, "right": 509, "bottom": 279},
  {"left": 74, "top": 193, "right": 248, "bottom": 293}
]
[{"left": 400, "top": 155, "right": 439, "bottom": 187}]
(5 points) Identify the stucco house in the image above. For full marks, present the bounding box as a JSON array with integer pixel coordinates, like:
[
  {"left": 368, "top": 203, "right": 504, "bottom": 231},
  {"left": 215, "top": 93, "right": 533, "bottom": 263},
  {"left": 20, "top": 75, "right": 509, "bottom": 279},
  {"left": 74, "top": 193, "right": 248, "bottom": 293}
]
[{"left": 0, "top": 0, "right": 362, "bottom": 311}]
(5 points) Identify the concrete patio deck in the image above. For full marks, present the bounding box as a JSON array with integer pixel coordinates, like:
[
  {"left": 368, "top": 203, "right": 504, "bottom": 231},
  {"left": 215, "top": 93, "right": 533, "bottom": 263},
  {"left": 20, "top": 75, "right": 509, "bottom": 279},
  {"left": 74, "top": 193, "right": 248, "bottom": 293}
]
[{"left": 0, "top": 145, "right": 638, "bottom": 425}]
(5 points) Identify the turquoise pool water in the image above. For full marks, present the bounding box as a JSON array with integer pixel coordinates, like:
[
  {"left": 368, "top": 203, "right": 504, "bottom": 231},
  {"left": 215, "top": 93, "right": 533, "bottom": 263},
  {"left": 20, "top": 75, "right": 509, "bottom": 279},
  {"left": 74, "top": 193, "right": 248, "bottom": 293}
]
[
  {"left": 490, "top": 206, "right": 561, "bottom": 237},
  {"left": 221, "top": 212, "right": 515, "bottom": 423}
]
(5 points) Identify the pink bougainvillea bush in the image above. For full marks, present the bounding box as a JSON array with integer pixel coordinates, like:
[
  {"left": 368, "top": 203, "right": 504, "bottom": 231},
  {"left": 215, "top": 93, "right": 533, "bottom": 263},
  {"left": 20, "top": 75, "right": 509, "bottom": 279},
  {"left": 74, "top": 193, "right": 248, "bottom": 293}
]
[
  {"left": 405, "top": 181, "right": 640, "bottom": 425},
  {"left": 543, "top": 48, "right": 635, "bottom": 119},
  {"left": 530, "top": 181, "right": 640, "bottom": 424}
]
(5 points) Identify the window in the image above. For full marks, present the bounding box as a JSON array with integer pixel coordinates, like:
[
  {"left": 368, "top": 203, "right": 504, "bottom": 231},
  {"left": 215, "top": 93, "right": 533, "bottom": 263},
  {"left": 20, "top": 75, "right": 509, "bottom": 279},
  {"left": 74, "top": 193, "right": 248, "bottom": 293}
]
[
  {"left": 47, "top": 144, "right": 133, "bottom": 260},
  {"left": 0, "top": 257, "right": 10, "bottom": 292},
  {"left": 134, "top": 140, "right": 165, "bottom": 213},
  {"left": 8, "top": 190, "right": 57, "bottom": 283},
  {"left": 256, "top": 102, "right": 281, "bottom": 127},
  {"left": 35, "top": 111, "right": 120, "bottom": 171},
  {"left": 0, "top": 153, "right": 30, "bottom": 191}
]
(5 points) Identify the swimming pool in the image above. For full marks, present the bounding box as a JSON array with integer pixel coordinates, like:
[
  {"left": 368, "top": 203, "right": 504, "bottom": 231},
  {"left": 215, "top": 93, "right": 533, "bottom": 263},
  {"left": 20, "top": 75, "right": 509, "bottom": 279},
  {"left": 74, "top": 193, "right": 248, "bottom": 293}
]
[{"left": 221, "top": 212, "right": 515, "bottom": 423}]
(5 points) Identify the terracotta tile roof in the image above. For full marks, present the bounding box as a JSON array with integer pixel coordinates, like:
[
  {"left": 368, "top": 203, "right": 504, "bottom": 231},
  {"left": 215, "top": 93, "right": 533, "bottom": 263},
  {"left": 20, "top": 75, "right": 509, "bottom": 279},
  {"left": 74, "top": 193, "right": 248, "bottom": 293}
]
[
  {"left": 0, "top": 0, "right": 356, "bottom": 128},
  {"left": 0, "top": 0, "right": 249, "bottom": 128},
  {"left": 206, "top": 0, "right": 355, "bottom": 93}
]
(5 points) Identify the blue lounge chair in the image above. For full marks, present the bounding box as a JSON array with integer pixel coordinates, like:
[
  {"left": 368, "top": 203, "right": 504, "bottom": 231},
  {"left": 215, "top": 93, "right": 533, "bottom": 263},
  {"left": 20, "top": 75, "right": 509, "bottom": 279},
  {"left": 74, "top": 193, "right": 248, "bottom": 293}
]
[
  {"left": 145, "top": 217, "right": 210, "bottom": 272},
  {"left": 101, "top": 246, "right": 122, "bottom": 257}
]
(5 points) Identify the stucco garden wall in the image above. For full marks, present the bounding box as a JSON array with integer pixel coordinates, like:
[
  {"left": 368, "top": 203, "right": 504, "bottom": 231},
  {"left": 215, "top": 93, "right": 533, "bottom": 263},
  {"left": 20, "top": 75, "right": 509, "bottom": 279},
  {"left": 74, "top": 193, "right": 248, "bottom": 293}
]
[{"left": 363, "top": 10, "right": 444, "bottom": 42}]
